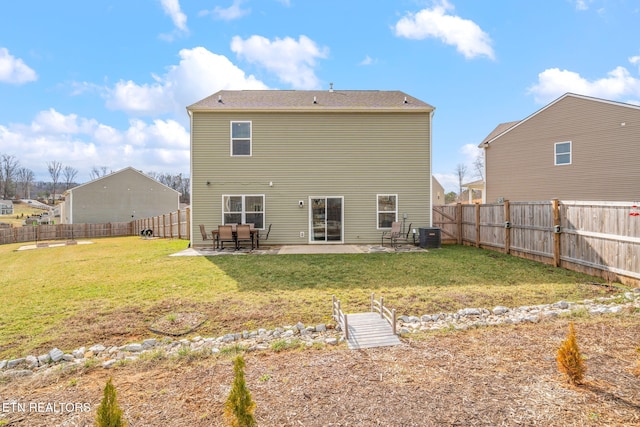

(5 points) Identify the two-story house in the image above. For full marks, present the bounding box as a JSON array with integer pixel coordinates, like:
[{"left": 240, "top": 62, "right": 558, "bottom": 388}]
[
  {"left": 480, "top": 93, "right": 640, "bottom": 202},
  {"left": 188, "top": 89, "right": 435, "bottom": 248}
]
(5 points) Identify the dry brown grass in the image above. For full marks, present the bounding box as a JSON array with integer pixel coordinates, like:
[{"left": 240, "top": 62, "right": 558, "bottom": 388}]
[{"left": 2, "top": 316, "right": 639, "bottom": 426}]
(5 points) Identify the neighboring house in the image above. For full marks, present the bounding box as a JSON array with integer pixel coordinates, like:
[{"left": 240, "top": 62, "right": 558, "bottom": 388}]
[
  {"left": 432, "top": 176, "right": 445, "bottom": 206},
  {"left": 480, "top": 93, "right": 640, "bottom": 202},
  {"left": 187, "top": 89, "right": 435, "bottom": 248},
  {"left": 0, "top": 200, "right": 13, "bottom": 215},
  {"left": 461, "top": 179, "right": 485, "bottom": 204},
  {"left": 58, "top": 167, "right": 181, "bottom": 224}
]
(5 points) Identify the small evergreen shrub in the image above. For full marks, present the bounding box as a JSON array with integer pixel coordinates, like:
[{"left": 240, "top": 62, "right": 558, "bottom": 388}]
[
  {"left": 224, "top": 355, "right": 256, "bottom": 427},
  {"left": 96, "top": 377, "right": 127, "bottom": 427},
  {"left": 556, "top": 322, "right": 586, "bottom": 385}
]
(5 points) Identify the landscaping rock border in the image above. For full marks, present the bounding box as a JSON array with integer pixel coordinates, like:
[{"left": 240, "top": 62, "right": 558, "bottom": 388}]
[{"left": 1, "top": 290, "right": 638, "bottom": 379}]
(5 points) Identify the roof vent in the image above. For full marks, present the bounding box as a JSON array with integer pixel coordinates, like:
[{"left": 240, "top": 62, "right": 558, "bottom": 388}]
[
  {"left": 329, "top": 82, "right": 334, "bottom": 93},
  {"left": 403, "top": 96, "right": 408, "bottom": 104},
  {"left": 313, "top": 96, "right": 317, "bottom": 104},
  {"left": 218, "top": 95, "right": 223, "bottom": 103}
]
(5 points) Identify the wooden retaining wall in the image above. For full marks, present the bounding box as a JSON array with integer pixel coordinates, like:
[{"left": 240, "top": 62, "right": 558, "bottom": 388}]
[{"left": 433, "top": 200, "right": 640, "bottom": 286}]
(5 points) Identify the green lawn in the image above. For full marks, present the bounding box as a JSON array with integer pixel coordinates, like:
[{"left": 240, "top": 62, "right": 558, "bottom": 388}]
[{"left": 0, "top": 236, "right": 624, "bottom": 359}]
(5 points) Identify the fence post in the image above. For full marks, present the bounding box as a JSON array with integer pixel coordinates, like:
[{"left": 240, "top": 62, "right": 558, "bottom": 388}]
[
  {"left": 392, "top": 308, "right": 396, "bottom": 335},
  {"left": 553, "top": 199, "right": 561, "bottom": 267},
  {"left": 456, "top": 203, "right": 463, "bottom": 245},
  {"left": 504, "top": 200, "right": 511, "bottom": 254},
  {"left": 344, "top": 314, "right": 349, "bottom": 340},
  {"left": 177, "top": 209, "right": 182, "bottom": 239},
  {"left": 380, "top": 297, "right": 384, "bottom": 318},
  {"left": 186, "top": 207, "right": 191, "bottom": 240},
  {"left": 475, "top": 203, "right": 481, "bottom": 248}
]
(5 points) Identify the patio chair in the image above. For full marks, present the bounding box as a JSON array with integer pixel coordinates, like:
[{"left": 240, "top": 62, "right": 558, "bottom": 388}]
[
  {"left": 259, "top": 224, "right": 272, "bottom": 246},
  {"left": 381, "top": 221, "right": 402, "bottom": 247},
  {"left": 394, "top": 222, "right": 413, "bottom": 247},
  {"left": 200, "top": 224, "right": 213, "bottom": 241},
  {"left": 217, "top": 225, "right": 235, "bottom": 250},
  {"left": 236, "top": 224, "right": 254, "bottom": 251}
]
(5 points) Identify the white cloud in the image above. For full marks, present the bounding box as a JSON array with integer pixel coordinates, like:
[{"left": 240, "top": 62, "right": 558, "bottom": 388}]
[
  {"left": 528, "top": 60, "right": 640, "bottom": 104},
  {"left": 231, "top": 35, "right": 328, "bottom": 89},
  {"left": 201, "top": 0, "right": 250, "bottom": 21},
  {"left": 394, "top": 0, "right": 495, "bottom": 60},
  {"left": 0, "top": 109, "right": 190, "bottom": 181},
  {"left": 574, "top": 0, "right": 590, "bottom": 11},
  {"left": 159, "top": 0, "right": 189, "bottom": 40},
  {"left": 359, "top": 55, "right": 376, "bottom": 66},
  {"left": 104, "top": 47, "right": 267, "bottom": 117},
  {"left": 0, "top": 47, "right": 38, "bottom": 84}
]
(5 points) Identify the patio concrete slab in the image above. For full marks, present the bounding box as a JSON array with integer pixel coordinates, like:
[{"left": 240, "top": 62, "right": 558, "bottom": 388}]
[
  {"left": 171, "top": 244, "right": 427, "bottom": 256},
  {"left": 277, "top": 245, "right": 365, "bottom": 255}
]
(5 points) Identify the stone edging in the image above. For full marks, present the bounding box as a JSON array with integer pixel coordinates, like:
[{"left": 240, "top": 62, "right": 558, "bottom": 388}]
[{"left": 1, "top": 290, "right": 638, "bottom": 379}]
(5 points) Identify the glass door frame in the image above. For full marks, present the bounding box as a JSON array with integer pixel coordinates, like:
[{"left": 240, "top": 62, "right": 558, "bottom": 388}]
[{"left": 308, "top": 196, "right": 344, "bottom": 244}]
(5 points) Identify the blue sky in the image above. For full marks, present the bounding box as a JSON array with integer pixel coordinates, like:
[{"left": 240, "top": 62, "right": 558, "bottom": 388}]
[{"left": 1, "top": 0, "right": 640, "bottom": 192}]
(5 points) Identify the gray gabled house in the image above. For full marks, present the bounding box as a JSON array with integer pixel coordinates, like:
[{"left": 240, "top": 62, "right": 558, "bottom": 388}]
[
  {"left": 58, "top": 167, "right": 181, "bottom": 224},
  {"left": 187, "top": 89, "right": 435, "bottom": 248}
]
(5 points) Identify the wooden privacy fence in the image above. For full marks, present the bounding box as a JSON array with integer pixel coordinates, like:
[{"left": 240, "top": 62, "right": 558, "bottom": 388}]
[
  {"left": 433, "top": 200, "right": 640, "bottom": 286},
  {"left": 0, "top": 208, "right": 190, "bottom": 245},
  {"left": 131, "top": 208, "right": 190, "bottom": 239}
]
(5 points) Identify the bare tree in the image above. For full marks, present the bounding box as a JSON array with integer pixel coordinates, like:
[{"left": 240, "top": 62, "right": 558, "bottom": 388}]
[
  {"left": 89, "top": 166, "right": 110, "bottom": 180},
  {"left": 63, "top": 166, "right": 78, "bottom": 190},
  {"left": 47, "top": 161, "right": 63, "bottom": 203},
  {"left": 147, "top": 171, "right": 190, "bottom": 204},
  {"left": 455, "top": 163, "right": 468, "bottom": 202},
  {"left": 1, "top": 154, "right": 20, "bottom": 199},
  {"left": 473, "top": 153, "right": 484, "bottom": 181},
  {"left": 16, "top": 167, "right": 35, "bottom": 199}
]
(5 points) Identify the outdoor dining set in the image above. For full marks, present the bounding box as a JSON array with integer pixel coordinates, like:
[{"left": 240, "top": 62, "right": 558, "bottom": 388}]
[{"left": 199, "top": 223, "right": 271, "bottom": 251}]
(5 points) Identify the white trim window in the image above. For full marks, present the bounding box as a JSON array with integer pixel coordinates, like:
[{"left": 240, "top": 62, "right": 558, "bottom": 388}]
[
  {"left": 223, "top": 195, "right": 264, "bottom": 228},
  {"left": 555, "top": 141, "right": 571, "bottom": 165},
  {"left": 377, "top": 194, "right": 397, "bottom": 229},
  {"left": 231, "top": 121, "right": 252, "bottom": 156}
]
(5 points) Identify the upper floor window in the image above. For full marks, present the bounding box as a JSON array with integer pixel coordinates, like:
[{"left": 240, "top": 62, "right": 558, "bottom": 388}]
[
  {"left": 231, "top": 121, "right": 251, "bottom": 156},
  {"left": 377, "top": 194, "right": 397, "bottom": 229},
  {"left": 555, "top": 141, "right": 571, "bottom": 165}
]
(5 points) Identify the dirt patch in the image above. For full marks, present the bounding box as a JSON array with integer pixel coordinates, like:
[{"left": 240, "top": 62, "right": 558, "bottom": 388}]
[
  {"left": 149, "top": 312, "right": 207, "bottom": 336},
  {"left": 2, "top": 316, "right": 639, "bottom": 426}
]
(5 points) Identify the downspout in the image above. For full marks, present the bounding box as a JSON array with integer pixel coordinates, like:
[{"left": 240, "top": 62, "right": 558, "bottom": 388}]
[
  {"left": 481, "top": 142, "right": 488, "bottom": 204},
  {"left": 187, "top": 108, "right": 194, "bottom": 248},
  {"left": 429, "top": 109, "right": 435, "bottom": 227}
]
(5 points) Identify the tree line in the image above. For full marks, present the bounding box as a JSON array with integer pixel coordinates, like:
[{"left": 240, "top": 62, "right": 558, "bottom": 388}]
[{"left": 0, "top": 154, "right": 190, "bottom": 204}]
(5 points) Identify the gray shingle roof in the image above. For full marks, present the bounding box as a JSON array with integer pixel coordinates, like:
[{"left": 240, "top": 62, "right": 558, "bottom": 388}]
[{"left": 187, "top": 90, "right": 434, "bottom": 112}]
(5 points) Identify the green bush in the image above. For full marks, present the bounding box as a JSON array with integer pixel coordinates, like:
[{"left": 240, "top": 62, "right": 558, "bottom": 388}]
[
  {"left": 96, "top": 377, "right": 127, "bottom": 427},
  {"left": 224, "top": 355, "right": 256, "bottom": 427}
]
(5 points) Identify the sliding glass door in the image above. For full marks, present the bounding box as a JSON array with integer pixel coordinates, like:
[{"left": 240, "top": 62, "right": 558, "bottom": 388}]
[{"left": 310, "top": 197, "right": 343, "bottom": 243}]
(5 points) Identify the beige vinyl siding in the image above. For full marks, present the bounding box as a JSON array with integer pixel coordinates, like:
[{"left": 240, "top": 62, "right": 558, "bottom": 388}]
[
  {"left": 192, "top": 111, "right": 431, "bottom": 246},
  {"left": 486, "top": 96, "right": 640, "bottom": 202}
]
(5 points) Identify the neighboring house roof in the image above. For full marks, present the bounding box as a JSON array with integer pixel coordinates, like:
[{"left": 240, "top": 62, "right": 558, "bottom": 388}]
[
  {"left": 479, "top": 121, "right": 520, "bottom": 146},
  {"left": 479, "top": 92, "right": 640, "bottom": 147},
  {"left": 64, "top": 166, "right": 181, "bottom": 196},
  {"left": 187, "top": 90, "right": 435, "bottom": 113},
  {"left": 0, "top": 200, "right": 13, "bottom": 206},
  {"left": 462, "top": 179, "right": 484, "bottom": 190}
]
